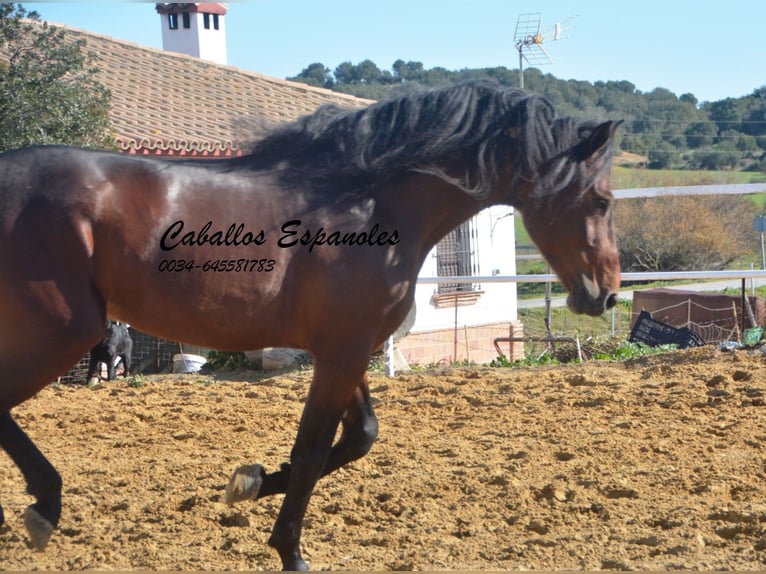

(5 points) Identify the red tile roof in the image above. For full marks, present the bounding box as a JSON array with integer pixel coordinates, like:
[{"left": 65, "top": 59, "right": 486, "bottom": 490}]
[
  {"left": 55, "top": 24, "right": 373, "bottom": 156},
  {"left": 156, "top": 3, "right": 228, "bottom": 16}
]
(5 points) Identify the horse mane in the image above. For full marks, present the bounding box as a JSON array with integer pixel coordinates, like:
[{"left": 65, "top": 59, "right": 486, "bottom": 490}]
[{"left": 240, "top": 81, "right": 594, "bottom": 198}]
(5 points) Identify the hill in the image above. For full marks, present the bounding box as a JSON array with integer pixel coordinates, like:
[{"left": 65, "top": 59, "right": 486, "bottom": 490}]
[{"left": 288, "top": 60, "right": 766, "bottom": 172}]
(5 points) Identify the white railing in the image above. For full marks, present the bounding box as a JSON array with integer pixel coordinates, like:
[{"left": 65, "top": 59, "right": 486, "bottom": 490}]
[
  {"left": 613, "top": 182, "right": 766, "bottom": 199},
  {"left": 416, "top": 269, "right": 766, "bottom": 285}
]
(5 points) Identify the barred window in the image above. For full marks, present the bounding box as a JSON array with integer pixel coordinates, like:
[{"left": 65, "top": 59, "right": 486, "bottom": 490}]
[{"left": 436, "top": 220, "right": 477, "bottom": 293}]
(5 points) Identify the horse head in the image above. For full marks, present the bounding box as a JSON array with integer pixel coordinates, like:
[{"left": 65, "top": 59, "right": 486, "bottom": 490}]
[{"left": 515, "top": 120, "right": 622, "bottom": 317}]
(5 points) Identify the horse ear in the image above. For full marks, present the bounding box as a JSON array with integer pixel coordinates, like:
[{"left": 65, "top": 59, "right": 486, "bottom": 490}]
[{"left": 584, "top": 120, "right": 622, "bottom": 164}]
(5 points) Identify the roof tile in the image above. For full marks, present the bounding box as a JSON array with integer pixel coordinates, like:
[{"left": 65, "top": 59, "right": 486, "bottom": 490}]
[{"left": 52, "top": 24, "right": 372, "bottom": 154}]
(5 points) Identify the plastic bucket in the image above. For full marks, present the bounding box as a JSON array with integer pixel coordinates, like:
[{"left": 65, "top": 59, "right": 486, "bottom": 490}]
[{"left": 173, "top": 353, "right": 207, "bottom": 373}]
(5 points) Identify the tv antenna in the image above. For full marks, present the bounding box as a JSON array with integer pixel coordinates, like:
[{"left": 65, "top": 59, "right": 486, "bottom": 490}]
[{"left": 513, "top": 13, "right": 576, "bottom": 89}]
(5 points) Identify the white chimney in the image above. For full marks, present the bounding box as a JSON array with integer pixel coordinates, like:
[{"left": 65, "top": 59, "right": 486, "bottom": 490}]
[{"left": 155, "top": 3, "right": 228, "bottom": 65}]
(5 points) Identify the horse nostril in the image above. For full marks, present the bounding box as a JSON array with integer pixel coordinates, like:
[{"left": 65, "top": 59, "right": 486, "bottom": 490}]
[{"left": 605, "top": 293, "right": 618, "bottom": 310}]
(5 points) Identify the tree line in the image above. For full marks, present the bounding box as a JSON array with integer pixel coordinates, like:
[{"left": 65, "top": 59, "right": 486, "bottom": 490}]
[{"left": 289, "top": 60, "right": 766, "bottom": 172}]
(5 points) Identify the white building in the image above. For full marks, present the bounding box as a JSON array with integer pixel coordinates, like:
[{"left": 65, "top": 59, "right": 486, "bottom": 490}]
[
  {"left": 396, "top": 206, "right": 523, "bottom": 366},
  {"left": 155, "top": 3, "right": 228, "bottom": 65}
]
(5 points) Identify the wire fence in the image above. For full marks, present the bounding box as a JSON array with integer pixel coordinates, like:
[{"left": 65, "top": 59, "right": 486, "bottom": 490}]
[{"left": 632, "top": 297, "right": 751, "bottom": 344}]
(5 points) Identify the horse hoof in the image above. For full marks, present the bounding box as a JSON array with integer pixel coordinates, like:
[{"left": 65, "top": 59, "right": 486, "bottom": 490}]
[
  {"left": 23, "top": 506, "right": 54, "bottom": 551},
  {"left": 283, "top": 558, "right": 309, "bottom": 571},
  {"left": 224, "top": 464, "right": 264, "bottom": 505}
]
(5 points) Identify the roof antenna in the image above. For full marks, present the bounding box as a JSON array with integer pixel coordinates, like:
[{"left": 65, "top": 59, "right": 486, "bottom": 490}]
[{"left": 513, "top": 13, "right": 576, "bottom": 89}]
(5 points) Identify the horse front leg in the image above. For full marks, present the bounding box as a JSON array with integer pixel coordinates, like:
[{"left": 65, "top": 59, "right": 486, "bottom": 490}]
[
  {"left": 320, "top": 376, "right": 379, "bottom": 475},
  {"left": 269, "top": 402, "right": 342, "bottom": 570},
  {"left": 228, "top": 359, "right": 370, "bottom": 570},
  {"left": 0, "top": 412, "right": 62, "bottom": 550},
  {"left": 226, "top": 374, "right": 378, "bottom": 503}
]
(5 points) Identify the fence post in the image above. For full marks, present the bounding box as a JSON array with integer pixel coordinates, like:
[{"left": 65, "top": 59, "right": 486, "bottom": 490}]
[
  {"left": 385, "top": 335, "right": 395, "bottom": 377},
  {"left": 687, "top": 298, "right": 691, "bottom": 327}
]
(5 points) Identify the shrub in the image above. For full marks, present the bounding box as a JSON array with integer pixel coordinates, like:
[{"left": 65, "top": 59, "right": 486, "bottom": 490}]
[{"left": 616, "top": 194, "right": 756, "bottom": 272}]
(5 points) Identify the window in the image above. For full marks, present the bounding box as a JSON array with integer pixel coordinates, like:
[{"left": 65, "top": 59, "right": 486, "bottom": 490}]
[
  {"left": 203, "top": 13, "right": 220, "bottom": 30},
  {"left": 435, "top": 220, "right": 477, "bottom": 293},
  {"left": 182, "top": 12, "right": 190, "bottom": 29},
  {"left": 168, "top": 13, "right": 178, "bottom": 30}
]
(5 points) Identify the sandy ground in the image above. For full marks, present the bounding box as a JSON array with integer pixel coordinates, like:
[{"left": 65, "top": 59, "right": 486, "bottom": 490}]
[{"left": 1, "top": 345, "right": 766, "bottom": 571}]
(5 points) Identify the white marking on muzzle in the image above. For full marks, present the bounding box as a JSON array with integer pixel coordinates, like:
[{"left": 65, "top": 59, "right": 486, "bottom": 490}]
[{"left": 580, "top": 273, "right": 601, "bottom": 300}]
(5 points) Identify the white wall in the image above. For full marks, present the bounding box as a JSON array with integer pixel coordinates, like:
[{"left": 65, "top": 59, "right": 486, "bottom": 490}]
[
  {"left": 197, "top": 12, "right": 227, "bottom": 65},
  {"left": 160, "top": 11, "right": 227, "bottom": 65},
  {"left": 412, "top": 205, "right": 518, "bottom": 332}
]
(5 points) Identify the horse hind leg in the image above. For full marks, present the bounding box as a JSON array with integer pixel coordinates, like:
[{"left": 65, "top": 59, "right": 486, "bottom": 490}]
[
  {"left": 122, "top": 341, "right": 133, "bottom": 377},
  {"left": 0, "top": 291, "right": 106, "bottom": 548},
  {"left": 85, "top": 355, "right": 100, "bottom": 385},
  {"left": 0, "top": 326, "right": 104, "bottom": 549},
  {"left": 106, "top": 353, "right": 117, "bottom": 381},
  {"left": 0, "top": 320, "right": 101, "bottom": 549},
  {"left": 0, "top": 412, "right": 62, "bottom": 550},
  {"left": 122, "top": 353, "right": 131, "bottom": 377}
]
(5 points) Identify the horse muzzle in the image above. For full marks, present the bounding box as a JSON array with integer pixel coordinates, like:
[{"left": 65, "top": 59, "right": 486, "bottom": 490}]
[{"left": 566, "top": 273, "right": 619, "bottom": 317}]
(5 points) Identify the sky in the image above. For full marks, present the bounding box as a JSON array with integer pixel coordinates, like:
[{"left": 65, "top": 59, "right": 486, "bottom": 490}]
[{"left": 21, "top": 1, "right": 766, "bottom": 104}]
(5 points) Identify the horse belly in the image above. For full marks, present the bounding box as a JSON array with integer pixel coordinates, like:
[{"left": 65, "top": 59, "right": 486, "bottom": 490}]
[{"left": 101, "top": 254, "right": 301, "bottom": 351}]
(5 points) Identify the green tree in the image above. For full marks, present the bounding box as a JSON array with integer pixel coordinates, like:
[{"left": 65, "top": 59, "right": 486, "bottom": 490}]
[
  {"left": 648, "top": 141, "right": 681, "bottom": 169},
  {"left": 697, "top": 142, "right": 740, "bottom": 170},
  {"left": 355, "top": 59, "right": 383, "bottom": 84},
  {"left": 679, "top": 92, "right": 698, "bottom": 106},
  {"left": 287, "top": 62, "right": 333, "bottom": 89},
  {"left": 0, "top": 3, "right": 112, "bottom": 151},
  {"left": 285, "top": 58, "right": 766, "bottom": 171},
  {"left": 743, "top": 99, "right": 766, "bottom": 137},
  {"left": 392, "top": 59, "right": 424, "bottom": 82},
  {"left": 685, "top": 120, "right": 717, "bottom": 148},
  {"left": 333, "top": 61, "right": 356, "bottom": 85},
  {"left": 706, "top": 97, "right": 741, "bottom": 133}
]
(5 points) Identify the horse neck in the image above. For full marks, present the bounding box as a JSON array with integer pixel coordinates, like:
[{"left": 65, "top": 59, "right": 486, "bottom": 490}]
[{"left": 385, "top": 171, "right": 507, "bottom": 262}]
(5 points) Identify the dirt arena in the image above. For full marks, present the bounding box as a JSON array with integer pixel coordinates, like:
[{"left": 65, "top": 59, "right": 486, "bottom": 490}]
[{"left": 1, "top": 345, "right": 765, "bottom": 570}]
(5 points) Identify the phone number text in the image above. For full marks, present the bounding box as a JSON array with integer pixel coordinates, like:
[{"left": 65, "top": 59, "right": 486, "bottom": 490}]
[{"left": 158, "top": 258, "right": 276, "bottom": 273}]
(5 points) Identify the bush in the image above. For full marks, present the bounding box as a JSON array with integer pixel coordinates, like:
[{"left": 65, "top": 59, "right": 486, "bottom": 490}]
[
  {"left": 205, "top": 351, "right": 254, "bottom": 370},
  {"left": 489, "top": 339, "right": 677, "bottom": 367},
  {"left": 616, "top": 194, "right": 756, "bottom": 272}
]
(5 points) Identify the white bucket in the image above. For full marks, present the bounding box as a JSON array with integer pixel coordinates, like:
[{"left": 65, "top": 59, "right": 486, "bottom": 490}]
[{"left": 173, "top": 353, "right": 207, "bottom": 373}]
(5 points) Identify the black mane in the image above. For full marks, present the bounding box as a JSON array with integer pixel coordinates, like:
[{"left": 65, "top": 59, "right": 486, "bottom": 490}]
[{"left": 241, "top": 81, "right": 600, "bottom": 197}]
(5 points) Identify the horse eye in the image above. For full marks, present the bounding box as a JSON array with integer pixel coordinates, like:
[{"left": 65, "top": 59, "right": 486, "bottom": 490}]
[{"left": 593, "top": 196, "right": 610, "bottom": 213}]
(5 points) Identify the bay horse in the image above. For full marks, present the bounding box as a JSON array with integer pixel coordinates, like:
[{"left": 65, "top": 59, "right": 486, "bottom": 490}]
[{"left": 0, "top": 81, "right": 620, "bottom": 570}]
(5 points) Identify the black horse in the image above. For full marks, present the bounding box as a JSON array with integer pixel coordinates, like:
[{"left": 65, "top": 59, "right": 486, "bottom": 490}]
[{"left": 85, "top": 320, "right": 132, "bottom": 383}]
